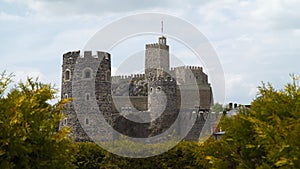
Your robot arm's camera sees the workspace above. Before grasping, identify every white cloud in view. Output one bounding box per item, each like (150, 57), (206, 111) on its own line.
(249, 0), (300, 30)
(225, 73), (259, 104)
(1, 64), (48, 84)
(0, 11), (22, 21)
(1, 0), (299, 104)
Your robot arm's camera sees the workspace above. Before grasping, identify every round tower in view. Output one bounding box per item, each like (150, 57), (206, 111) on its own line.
(60, 50), (112, 142)
(60, 50), (90, 141)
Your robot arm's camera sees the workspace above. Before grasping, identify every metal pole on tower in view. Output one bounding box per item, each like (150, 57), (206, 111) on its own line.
(161, 19), (163, 36)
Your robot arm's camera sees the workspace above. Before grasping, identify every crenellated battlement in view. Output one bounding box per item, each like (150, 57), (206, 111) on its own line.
(146, 43), (169, 50)
(63, 50), (80, 59)
(111, 74), (146, 83)
(80, 51), (110, 60)
(63, 50), (111, 61)
(171, 65), (203, 71)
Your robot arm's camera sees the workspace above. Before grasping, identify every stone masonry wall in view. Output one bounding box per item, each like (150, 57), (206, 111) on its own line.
(61, 36), (214, 142)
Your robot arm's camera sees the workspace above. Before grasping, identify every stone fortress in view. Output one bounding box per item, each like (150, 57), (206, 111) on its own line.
(60, 35), (216, 142)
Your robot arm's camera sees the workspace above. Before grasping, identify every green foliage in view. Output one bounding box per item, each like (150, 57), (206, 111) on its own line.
(202, 75), (300, 168)
(158, 141), (200, 168)
(72, 141), (202, 169)
(74, 142), (109, 169)
(193, 138), (237, 169)
(248, 75), (300, 168)
(2, 71), (299, 168)
(211, 102), (224, 113)
(100, 136), (179, 158)
(0, 72), (76, 169)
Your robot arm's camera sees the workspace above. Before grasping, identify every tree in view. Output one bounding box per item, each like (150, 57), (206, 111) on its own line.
(201, 75), (300, 168)
(0, 72), (76, 169)
(73, 142), (109, 169)
(247, 76), (300, 168)
(211, 102), (224, 113)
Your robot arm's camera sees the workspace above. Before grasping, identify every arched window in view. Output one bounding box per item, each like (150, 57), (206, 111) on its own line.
(150, 87), (153, 93)
(156, 86), (161, 93)
(63, 118), (68, 126)
(83, 68), (92, 79)
(85, 93), (90, 100)
(85, 70), (91, 78)
(85, 118), (89, 125)
(65, 69), (71, 81)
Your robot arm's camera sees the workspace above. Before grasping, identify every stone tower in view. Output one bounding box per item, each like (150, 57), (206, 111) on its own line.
(145, 36), (169, 79)
(145, 36), (178, 135)
(148, 76), (178, 134)
(60, 50), (112, 142)
(145, 36), (172, 112)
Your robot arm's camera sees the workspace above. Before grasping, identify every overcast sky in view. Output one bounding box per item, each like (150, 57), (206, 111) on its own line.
(1, 0), (299, 104)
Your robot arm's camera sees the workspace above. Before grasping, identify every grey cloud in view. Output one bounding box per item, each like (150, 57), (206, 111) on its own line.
(249, 0), (300, 30)
(22, 0), (214, 16)
(2, 0), (299, 104)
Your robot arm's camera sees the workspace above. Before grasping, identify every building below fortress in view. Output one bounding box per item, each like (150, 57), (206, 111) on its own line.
(60, 36), (215, 142)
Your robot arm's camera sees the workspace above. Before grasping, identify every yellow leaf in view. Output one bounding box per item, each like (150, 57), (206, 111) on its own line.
(205, 156), (213, 160)
(275, 157), (288, 167)
(0, 150), (5, 156)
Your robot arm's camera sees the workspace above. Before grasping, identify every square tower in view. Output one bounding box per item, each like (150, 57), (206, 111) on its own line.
(145, 36), (170, 78)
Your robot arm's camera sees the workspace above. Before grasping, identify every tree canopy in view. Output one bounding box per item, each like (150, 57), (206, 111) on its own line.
(201, 75), (300, 168)
(0, 72), (76, 169)
(1, 71), (299, 169)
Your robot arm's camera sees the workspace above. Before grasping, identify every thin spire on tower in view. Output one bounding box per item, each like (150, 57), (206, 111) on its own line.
(161, 19), (164, 36)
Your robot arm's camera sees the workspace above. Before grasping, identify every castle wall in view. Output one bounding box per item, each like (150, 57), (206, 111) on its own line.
(112, 96), (148, 113)
(176, 85), (212, 110)
(171, 66), (208, 85)
(61, 36), (214, 142)
(199, 88), (213, 109)
(171, 66), (212, 110)
(147, 76), (178, 135)
(111, 74), (147, 96)
(111, 74), (145, 84)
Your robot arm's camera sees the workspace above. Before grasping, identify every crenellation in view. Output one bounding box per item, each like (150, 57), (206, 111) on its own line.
(65, 51), (110, 61)
(145, 43), (169, 50)
(172, 65), (204, 71)
(61, 35), (213, 142)
(116, 73), (145, 80)
(84, 51), (92, 58)
(63, 50), (80, 57)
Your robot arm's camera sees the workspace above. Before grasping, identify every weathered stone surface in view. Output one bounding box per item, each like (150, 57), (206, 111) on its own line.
(60, 36), (214, 142)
